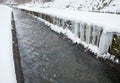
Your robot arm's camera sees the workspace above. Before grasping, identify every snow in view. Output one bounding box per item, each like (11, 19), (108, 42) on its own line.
(102, 0), (120, 13)
(16, 0), (120, 63)
(16, 4), (120, 63)
(18, 6), (120, 33)
(29, 0), (120, 12)
(0, 5), (17, 83)
(30, 12), (113, 62)
(99, 32), (113, 54)
(37, 15), (119, 63)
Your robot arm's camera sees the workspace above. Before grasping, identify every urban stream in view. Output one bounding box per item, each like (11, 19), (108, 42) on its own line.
(13, 9), (120, 83)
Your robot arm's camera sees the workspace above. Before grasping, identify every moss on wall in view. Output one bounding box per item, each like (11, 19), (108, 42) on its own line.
(109, 34), (120, 58)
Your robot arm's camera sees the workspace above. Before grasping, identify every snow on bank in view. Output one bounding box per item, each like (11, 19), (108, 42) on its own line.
(18, 5), (120, 33)
(32, 13), (119, 64)
(0, 5), (17, 83)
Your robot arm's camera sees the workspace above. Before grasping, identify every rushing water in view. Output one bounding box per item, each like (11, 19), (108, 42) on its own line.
(13, 9), (120, 83)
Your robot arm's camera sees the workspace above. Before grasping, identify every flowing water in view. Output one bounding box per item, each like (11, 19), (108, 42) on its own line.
(13, 9), (120, 83)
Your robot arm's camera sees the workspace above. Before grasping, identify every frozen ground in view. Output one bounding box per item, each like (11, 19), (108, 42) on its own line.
(0, 5), (17, 83)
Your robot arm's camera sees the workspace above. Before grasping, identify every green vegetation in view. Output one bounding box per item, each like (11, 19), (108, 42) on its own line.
(109, 34), (120, 58)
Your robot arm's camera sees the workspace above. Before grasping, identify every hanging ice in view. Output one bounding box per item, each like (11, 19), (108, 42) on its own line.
(74, 22), (80, 37)
(99, 32), (113, 54)
(85, 24), (91, 44)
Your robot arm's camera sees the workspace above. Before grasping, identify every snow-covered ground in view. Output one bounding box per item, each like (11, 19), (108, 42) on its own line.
(0, 5), (17, 83)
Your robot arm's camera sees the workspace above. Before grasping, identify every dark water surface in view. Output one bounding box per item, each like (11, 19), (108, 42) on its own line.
(13, 9), (120, 83)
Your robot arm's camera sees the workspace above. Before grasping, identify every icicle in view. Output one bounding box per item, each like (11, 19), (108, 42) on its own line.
(57, 18), (60, 26)
(56, 17), (58, 26)
(59, 19), (62, 27)
(83, 23), (86, 42)
(79, 23), (81, 38)
(71, 21), (75, 33)
(85, 24), (91, 44)
(91, 25), (98, 45)
(79, 22), (85, 41)
(90, 25), (103, 47)
(96, 27), (103, 47)
(54, 17), (57, 25)
(62, 19), (66, 29)
(99, 32), (113, 54)
(89, 25), (93, 44)
(53, 17), (56, 25)
(74, 22), (80, 37)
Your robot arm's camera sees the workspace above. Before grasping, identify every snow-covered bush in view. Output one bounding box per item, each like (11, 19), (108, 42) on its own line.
(29, 0), (120, 13)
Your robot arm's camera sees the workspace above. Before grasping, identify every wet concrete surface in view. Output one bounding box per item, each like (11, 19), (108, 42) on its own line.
(13, 9), (120, 83)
